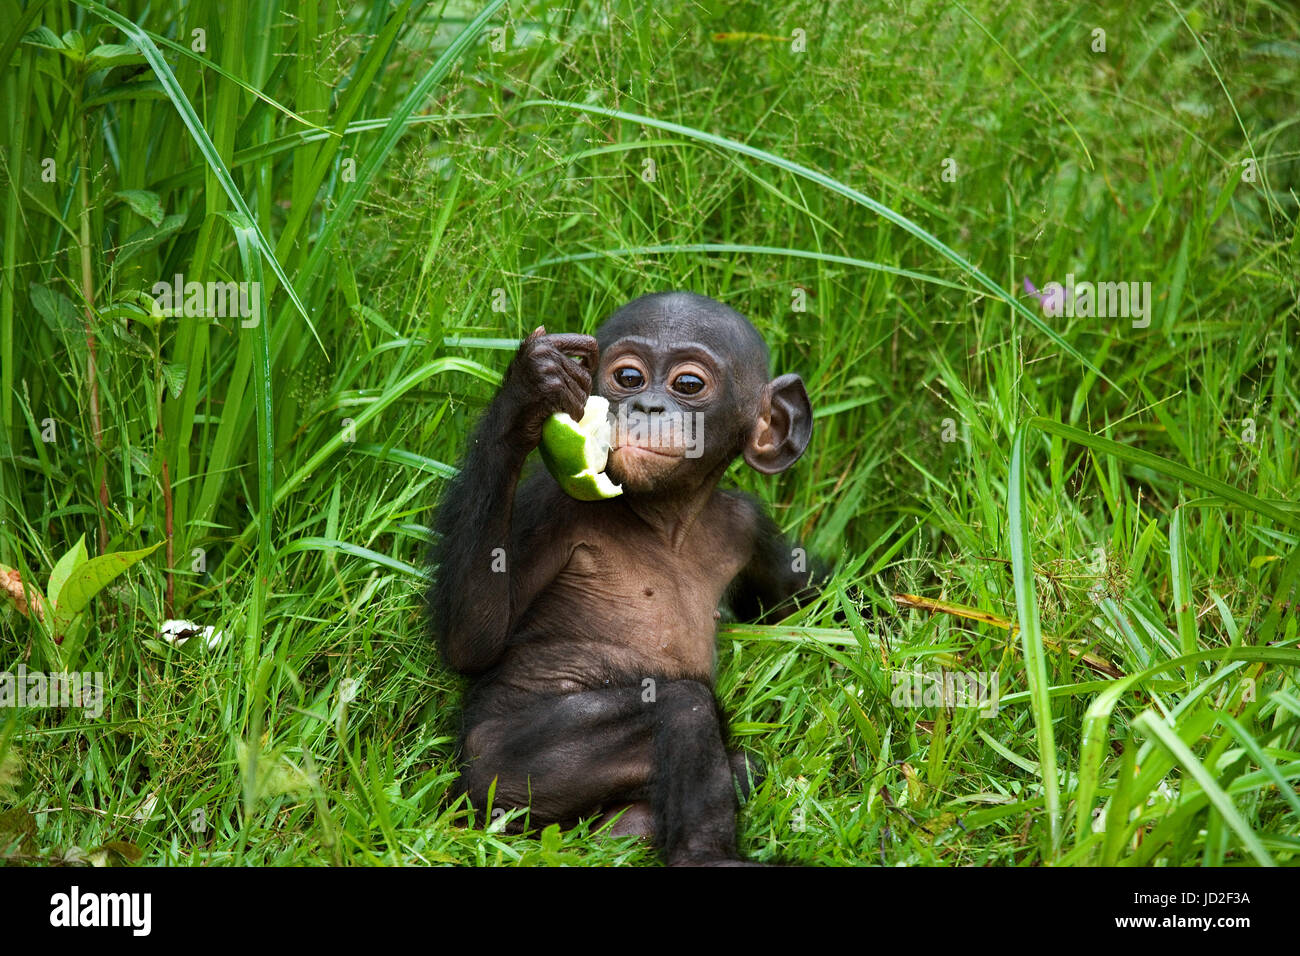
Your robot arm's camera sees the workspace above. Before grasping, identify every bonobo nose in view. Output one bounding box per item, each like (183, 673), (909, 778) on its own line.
(630, 393), (667, 414)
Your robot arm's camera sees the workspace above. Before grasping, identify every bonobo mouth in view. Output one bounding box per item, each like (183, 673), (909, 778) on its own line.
(610, 444), (684, 460)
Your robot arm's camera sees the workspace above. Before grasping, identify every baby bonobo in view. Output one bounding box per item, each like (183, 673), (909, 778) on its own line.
(429, 291), (822, 865)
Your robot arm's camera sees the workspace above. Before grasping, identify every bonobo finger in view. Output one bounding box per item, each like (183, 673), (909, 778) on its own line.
(561, 375), (588, 420)
(558, 354), (593, 417)
(544, 333), (599, 373)
(520, 326), (547, 351)
(559, 353), (593, 393)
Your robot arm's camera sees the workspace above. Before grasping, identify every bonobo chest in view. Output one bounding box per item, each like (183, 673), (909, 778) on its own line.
(517, 494), (754, 684)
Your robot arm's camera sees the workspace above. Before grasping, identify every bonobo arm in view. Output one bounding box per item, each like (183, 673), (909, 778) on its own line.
(726, 495), (828, 624)
(429, 329), (597, 674)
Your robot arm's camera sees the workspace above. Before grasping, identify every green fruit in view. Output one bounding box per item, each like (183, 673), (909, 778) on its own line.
(551, 468), (624, 501)
(540, 395), (624, 501)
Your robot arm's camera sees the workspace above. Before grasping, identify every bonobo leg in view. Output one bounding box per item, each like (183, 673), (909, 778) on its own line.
(598, 751), (760, 840)
(651, 680), (743, 864)
(458, 685), (651, 824)
(457, 679), (743, 864)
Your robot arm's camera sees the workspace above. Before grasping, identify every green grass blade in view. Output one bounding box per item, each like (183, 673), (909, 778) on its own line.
(1170, 505), (1199, 683)
(1009, 423), (1061, 850)
(277, 536), (420, 579)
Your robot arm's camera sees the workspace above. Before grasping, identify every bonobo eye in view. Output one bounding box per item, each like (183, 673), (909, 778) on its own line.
(672, 373), (705, 396)
(613, 366), (645, 389)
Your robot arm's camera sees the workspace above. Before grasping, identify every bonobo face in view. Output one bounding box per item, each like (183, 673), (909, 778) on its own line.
(594, 292), (775, 496)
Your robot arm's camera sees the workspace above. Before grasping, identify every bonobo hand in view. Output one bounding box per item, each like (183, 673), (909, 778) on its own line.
(502, 327), (599, 450)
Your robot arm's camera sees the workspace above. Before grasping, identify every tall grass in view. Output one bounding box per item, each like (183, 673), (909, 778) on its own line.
(0, 0), (1297, 865)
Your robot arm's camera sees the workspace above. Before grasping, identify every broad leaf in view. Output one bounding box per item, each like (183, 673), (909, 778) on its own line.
(47, 534), (89, 609)
(113, 189), (164, 227)
(53, 541), (164, 636)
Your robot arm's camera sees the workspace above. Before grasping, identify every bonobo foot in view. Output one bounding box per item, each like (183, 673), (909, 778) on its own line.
(595, 801), (655, 840)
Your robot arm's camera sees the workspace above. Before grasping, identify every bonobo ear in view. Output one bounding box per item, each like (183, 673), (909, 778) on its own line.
(743, 373), (813, 474)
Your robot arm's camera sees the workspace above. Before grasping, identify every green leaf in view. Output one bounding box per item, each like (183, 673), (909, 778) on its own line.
(114, 189), (164, 227)
(161, 363), (187, 399)
(52, 541), (164, 636)
(97, 299), (152, 325)
(219, 211), (275, 674)
(21, 27), (67, 54)
(47, 534), (89, 609)
(139, 28), (336, 137)
(0, 2), (48, 75)
(87, 42), (146, 69)
(29, 282), (81, 333)
(540, 823), (563, 853)
(83, 78), (167, 109)
(114, 212), (185, 268)
(526, 243), (968, 291)
(1216, 713), (1300, 821)
(61, 30), (85, 59)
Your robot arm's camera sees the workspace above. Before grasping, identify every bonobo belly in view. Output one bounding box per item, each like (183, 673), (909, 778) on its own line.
(494, 577), (724, 695)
